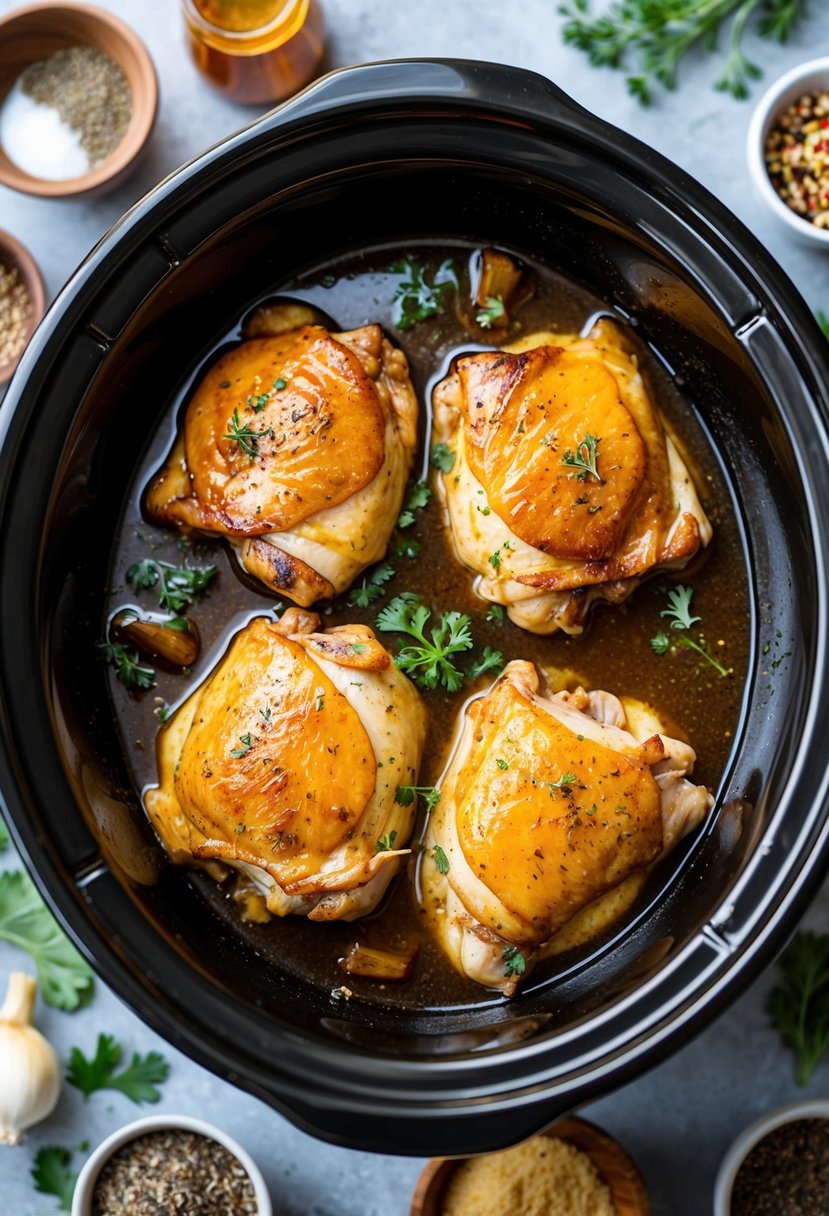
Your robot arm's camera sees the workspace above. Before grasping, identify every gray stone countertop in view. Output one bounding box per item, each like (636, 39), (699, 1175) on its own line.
(2, 1), (829, 1212)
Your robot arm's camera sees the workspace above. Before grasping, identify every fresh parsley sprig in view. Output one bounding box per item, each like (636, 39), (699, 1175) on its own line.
(559, 0), (805, 105)
(467, 646), (504, 682)
(397, 480), (431, 529)
(502, 944), (526, 978)
(651, 584), (730, 677)
(349, 563), (396, 608)
(476, 295), (506, 329)
(394, 785), (441, 812)
(769, 931), (829, 1086)
(126, 558), (217, 614)
(390, 257), (458, 330)
(67, 1034), (170, 1103)
(430, 442), (456, 473)
(0, 870), (94, 1010)
(376, 596), (473, 692)
(99, 642), (156, 691)
(32, 1146), (77, 1213)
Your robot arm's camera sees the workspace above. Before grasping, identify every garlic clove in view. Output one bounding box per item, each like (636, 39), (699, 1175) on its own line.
(0, 972), (61, 1145)
(111, 609), (201, 670)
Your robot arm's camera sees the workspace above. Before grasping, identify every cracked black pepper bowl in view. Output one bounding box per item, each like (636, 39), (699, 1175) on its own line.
(1, 60), (828, 1157)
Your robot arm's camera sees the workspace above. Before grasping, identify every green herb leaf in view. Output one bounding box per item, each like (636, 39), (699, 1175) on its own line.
(467, 646), (504, 682)
(546, 772), (577, 797)
(99, 642), (156, 691)
(390, 257), (458, 330)
(127, 559), (217, 614)
(558, 0), (804, 104)
(376, 831), (398, 852)
(32, 1146), (77, 1212)
(67, 1034), (170, 1104)
(502, 944), (526, 978)
(476, 295), (506, 329)
(230, 732), (256, 758)
(0, 814), (8, 852)
(430, 442), (457, 473)
(0, 870), (93, 1010)
(394, 536), (422, 560)
(433, 844), (450, 874)
(769, 931), (829, 1085)
(397, 480), (432, 529)
(488, 549), (501, 570)
(486, 604), (506, 626)
(394, 785), (441, 812)
(349, 562), (396, 608)
(561, 433), (604, 483)
(656, 585), (731, 676)
(650, 630), (671, 655)
(376, 596), (474, 692)
(125, 558), (158, 590)
(495, 758), (509, 770)
(224, 408), (274, 459)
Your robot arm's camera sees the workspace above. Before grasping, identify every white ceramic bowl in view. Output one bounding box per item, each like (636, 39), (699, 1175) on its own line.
(747, 56), (829, 248)
(713, 1098), (829, 1214)
(71, 1113), (273, 1216)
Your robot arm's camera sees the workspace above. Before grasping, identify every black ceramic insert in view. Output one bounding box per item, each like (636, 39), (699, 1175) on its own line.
(0, 60), (828, 1155)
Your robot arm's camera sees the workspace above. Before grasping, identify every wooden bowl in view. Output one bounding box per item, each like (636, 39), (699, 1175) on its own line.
(410, 1116), (650, 1216)
(0, 227), (45, 384)
(0, 2), (158, 197)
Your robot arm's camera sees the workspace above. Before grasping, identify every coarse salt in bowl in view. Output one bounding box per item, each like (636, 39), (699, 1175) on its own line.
(70, 1113), (273, 1216)
(747, 56), (829, 249)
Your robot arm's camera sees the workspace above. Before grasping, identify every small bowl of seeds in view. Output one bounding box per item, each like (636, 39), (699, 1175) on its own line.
(0, 227), (45, 385)
(71, 1113), (272, 1216)
(714, 1099), (829, 1215)
(0, 3), (158, 198)
(747, 57), (829, 248)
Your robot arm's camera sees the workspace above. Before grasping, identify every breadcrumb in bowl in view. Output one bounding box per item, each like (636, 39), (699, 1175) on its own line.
(409, 1118), (650, 1216)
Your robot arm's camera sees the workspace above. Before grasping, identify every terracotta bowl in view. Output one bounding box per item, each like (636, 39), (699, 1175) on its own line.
(0, 227), (45, 384)
(0, 2), (158, 197)
(410, 1116), (650, 1216)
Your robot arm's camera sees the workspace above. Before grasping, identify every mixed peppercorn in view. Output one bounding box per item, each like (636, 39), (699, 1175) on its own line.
(764, 91), (829, 228)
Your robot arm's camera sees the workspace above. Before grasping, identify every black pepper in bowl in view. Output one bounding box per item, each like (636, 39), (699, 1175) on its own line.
(731, 1118), (829, 1215)
(92, 1129), (258, 1215)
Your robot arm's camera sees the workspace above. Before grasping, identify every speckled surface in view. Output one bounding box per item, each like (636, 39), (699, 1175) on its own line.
(1, 1), (829, 1213)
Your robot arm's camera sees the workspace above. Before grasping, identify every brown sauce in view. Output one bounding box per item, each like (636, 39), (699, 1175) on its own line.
(106, 243), (750, 1010)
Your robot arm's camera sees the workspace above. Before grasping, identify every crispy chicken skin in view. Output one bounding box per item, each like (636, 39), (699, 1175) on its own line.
(145, 305), (418, 605)
(145, 608), (426, 921)
(422, 660), (713, 994)
(432, 318), (712, 634)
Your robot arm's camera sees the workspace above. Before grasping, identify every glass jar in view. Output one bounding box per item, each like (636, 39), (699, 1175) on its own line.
(182, 0), (325, 106)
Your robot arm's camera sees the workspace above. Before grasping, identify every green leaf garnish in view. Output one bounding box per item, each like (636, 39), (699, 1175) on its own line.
(432, 844), (450, 874)
(561, 433), (603, 483)
(32, 1146), (77, 1212)
(67, 1034), (169, 1104)
(390, 257), (457, 330)
(475, 295), (506, 329)
(769, 931), (829, 1086)
(430, 442), (457, 472)
(375, 596), (473, 692)
(0, 870), (93, 1010)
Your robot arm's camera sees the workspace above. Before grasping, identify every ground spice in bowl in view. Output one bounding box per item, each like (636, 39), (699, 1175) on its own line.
(441, 1135), (614, 1216)
(91, 1128), (258, 1215)
(0, 260), (31, 370)
(0, 46), (131, 181)
(764, 90), (829, 228)
(731, 1118), (829, 1215)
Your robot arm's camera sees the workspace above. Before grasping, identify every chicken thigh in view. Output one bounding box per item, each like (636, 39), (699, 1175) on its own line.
(145, 608), (426, 921)
(432, 318), (712, 634)
(422, 660), (713, 994)
(146, 305), (418, 605)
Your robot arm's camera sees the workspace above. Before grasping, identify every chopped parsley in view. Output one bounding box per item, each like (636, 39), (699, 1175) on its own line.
(126, 558), (217, 614)
(349, 562), (396, 607)
(502, 944), (526, 978)
(486, 604), (506, 626)
(430, 441), (457, 473)
(432, 843), (450, 874)
(376, 830), (398, 852)
(99, 642), (155, 691)
(496, 758), (509, 770)
(467, 646), (504, 682)
(561, 433), (604, 483)
(394, 785), (441, 812)
(546, 772), (577, 797)
(651, 584), (730, 677)
(476, 295), (506, 329)
(67, 1034), (169, 1104)
(488, 549), (502, 570)
(397, 480), (431, 528)
(390, 257), (457, 330)
(315, 692), (325, 712)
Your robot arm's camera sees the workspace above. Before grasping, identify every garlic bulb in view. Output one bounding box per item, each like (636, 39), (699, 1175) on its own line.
(0, 972), (61, 1145)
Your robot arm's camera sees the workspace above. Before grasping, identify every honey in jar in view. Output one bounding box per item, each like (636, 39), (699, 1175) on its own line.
(183, 0), (325, 105)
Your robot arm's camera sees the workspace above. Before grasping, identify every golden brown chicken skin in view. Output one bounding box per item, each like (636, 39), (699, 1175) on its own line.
(146, 305), (418, 605)
(432, 318), (712, 634)
(422, 660), (713, 994)
(145, 608), (426, 922)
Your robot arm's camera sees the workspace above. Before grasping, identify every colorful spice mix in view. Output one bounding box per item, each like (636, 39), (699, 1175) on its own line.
(764, 91), (829, 228)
